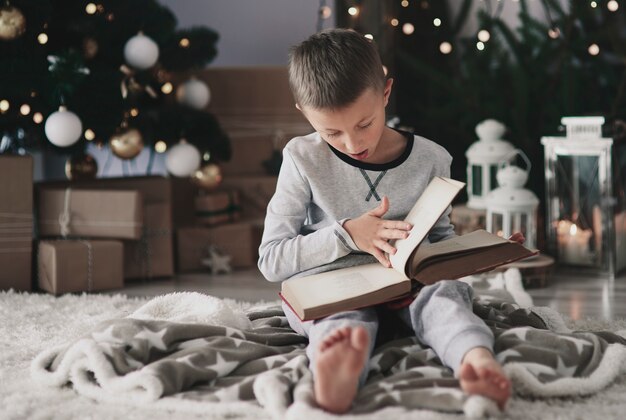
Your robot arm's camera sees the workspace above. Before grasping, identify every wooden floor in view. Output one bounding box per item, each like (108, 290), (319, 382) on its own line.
(107, 267), (626, 321)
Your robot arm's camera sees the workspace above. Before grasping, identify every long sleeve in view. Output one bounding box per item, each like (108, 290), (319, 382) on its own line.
(258, 148), (357, 282)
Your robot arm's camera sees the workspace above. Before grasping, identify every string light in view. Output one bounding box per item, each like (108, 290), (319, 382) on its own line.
(155, 140), (167, 153)
(179, 38), (190, 48)
(382, 65), (388, 76)
(608, 0), (619, 11)
(37, 33), (48, 44)
(364, 34), (374, 40)
(84, 129), (96, 140)
(320, 6), (332, 19)
(348, 6), (359, 16)
(401, 0), (409, 7)
(130, 108), (139, 117)
(477, 30), (490, 42)
(433, 18), (441, 27)
(548, 28), (560, 39)
(0, 100), (9, 113)
(439, 42), (453, 54)
(402, 23), (415, 35)
(33, 112), (43, 124)
(203, 151), (211, 161)
(590, 1), (598, 8)
(19, 104), (30, 115)
(161, 82), (173, 94)
(476, 41), (485, 51)
(390, 18), (399, 27)
(588, 43), (600, 55)
(85, 3), (97, 14)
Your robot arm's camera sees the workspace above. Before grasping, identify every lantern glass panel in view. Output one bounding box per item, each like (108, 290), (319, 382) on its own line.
(489, 165), (498, 191)
(472, 165), (482, 196)
(552, 154), (600, 267)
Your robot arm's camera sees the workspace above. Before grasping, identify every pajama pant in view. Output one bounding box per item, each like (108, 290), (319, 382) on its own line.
(282, 280), (494, 387)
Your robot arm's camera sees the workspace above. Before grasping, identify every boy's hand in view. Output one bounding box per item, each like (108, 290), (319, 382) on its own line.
(509, 232), (525, 244)
(343, 196), (413, 268)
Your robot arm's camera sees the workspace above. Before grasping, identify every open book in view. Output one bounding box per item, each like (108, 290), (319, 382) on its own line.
(280, 176), (537, 321)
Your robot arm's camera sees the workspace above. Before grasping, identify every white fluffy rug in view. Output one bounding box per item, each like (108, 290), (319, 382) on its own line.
(3, 289), (626, 420)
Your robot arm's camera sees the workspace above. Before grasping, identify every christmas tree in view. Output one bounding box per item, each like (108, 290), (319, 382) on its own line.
(0, 0), (230, 176)
(337, 0), (626, 195)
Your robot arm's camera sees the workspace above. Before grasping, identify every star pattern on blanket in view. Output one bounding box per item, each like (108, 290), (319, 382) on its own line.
(560, 335), (592, 355)
(224, 327), (246, 340)
(500, 327), (529, 341)
(496, 348), (523, 363)
(204, 353), (239, 376)
(91, 325), (124, 344)
(513, 362), (557, 377)
(134, 327), (168, 351)
(556, 356), (578, 377)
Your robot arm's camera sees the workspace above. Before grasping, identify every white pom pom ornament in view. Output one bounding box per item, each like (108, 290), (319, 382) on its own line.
(124, 32), (159, 70)
(165, 140), (201, 177)
(44, 106), (83, 147)
(177, 78), (211, 109)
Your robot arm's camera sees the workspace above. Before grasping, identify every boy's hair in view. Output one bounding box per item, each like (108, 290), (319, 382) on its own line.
(288, 28), (385, 110)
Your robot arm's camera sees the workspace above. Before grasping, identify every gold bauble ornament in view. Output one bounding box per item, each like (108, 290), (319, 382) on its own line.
(65, 153), (98, 180)
(109, 126), (144, 160)
(0, 6), (26, 41)
(192, 163), (222, 190)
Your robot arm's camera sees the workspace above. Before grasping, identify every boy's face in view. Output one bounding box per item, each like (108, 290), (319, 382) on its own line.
(298, 79), (393, 163)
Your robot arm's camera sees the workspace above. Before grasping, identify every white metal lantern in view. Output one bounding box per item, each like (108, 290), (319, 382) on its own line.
(485, 149), (539, 249)
(466, 119), (515, 209)
(541, 116), (626, 278)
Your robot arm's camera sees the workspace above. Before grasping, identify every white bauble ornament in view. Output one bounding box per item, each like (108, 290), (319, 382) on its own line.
(177, 78), (211, 109)
(165, 140), (201, 177)
(123, 33), (159, 70)
(44, 106), (83, 147)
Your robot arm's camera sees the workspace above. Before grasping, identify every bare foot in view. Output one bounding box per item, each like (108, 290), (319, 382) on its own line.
(459, 347), (511, 410)
(314, 326), (370, 413)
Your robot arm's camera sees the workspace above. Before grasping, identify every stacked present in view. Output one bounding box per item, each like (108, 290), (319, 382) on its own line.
(174, 182), (265, 273)
(35, 176), (175, 294)
(0, 155), (34, 292)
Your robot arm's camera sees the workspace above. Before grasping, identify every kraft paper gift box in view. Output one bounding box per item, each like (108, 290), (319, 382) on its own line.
(38, 240), (123, 295)
(124, 202), (174, 279)
(195, 190), (241, 226)
(37, 188), (143, 239)
(176, 221), (263, 272)
(0, 155), (34, 291)
(219, 176), (277, 220)
(37, 177), (174, 279)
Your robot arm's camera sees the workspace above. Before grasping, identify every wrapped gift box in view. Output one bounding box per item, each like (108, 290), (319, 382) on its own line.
(219, 176), (277, 220)
(176, 221), (263, 272)
(195, 190), (241, 226)
(0, 155), (34, 291)
(124, 202), (174, 279)
(37, 177), (174, 279)
(38, 239), (123, 295)
(37, 188), (143, 239)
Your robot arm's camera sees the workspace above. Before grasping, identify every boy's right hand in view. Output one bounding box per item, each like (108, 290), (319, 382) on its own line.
(342, 196), (412, 268)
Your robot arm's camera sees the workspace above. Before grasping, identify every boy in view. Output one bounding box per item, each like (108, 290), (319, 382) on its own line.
(258, 28), (517, 414)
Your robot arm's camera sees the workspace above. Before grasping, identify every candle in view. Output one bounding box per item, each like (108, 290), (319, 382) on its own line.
(556, 220), (594, 265)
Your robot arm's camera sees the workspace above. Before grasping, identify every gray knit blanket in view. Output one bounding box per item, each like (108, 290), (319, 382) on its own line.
(31, 273), (626, 418)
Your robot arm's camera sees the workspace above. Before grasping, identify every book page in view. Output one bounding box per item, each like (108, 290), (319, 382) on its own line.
(281, 263), (409, 310)
(410, 230), (510, 268)
(389, 176), (465, 275)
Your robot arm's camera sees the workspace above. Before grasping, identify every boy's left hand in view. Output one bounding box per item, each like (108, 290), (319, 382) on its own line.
(509, 232), (525, 244)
